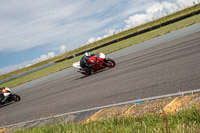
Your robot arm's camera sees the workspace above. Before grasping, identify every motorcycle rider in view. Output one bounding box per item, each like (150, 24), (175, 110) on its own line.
(0, 87), (5, 103)
(80, 52), (111, 75)
(80, 52), (98, 75)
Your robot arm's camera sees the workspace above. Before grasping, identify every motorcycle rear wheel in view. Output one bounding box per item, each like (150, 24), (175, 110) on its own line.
(81, 69), (91, 76)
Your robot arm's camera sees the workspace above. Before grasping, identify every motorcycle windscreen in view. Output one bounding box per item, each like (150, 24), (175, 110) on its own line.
(99, 52), (105, 59)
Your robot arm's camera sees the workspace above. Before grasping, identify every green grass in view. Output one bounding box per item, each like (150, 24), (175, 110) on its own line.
(1, 4), (200, 87)
(1, 12), (200, 88)
(14, 105), (200, 133)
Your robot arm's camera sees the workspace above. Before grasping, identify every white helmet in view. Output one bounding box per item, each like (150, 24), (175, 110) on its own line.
(84, 52), (91, 60)
(85, 52), (90, 57)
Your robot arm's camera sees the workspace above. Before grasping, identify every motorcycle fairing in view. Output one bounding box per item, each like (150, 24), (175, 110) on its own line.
(72, 62), (81, 69)
(88, 56), (105, 71)
(1, 89), (7, 94)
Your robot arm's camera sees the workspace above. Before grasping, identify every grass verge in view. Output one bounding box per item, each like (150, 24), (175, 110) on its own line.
(14, 105), (200, 133)
(1, 12), (200, 88)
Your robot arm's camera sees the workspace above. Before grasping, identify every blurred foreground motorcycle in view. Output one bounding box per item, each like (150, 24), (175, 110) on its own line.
(0, 87), (20, 105)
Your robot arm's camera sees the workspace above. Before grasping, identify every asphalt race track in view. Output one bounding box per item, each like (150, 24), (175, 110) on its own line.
(1, 29), (200, 127)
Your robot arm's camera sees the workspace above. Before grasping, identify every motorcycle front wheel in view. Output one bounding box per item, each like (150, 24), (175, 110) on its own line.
(11, 94), (21, 102)
(105, 58), (116, 68)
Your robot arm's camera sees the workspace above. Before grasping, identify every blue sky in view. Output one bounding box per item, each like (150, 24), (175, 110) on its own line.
(0, 0), (198, 74)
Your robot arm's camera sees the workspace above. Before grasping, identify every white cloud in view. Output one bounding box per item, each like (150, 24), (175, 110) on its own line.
(25, 64), (32, 68)
(124, 1), (179, 29)
(175, 0), (198, 8)
(0, 0), (129, 53)
(0, 51), (56, 74)
(48, 52), (56, 58)
(40, 55), (48, 61)
(38, 52), (56, 61)
(125, 14), (148, 29)
(30, 51), (56, 65)
(0, 60), (33, 75)
(124, 0), (199, 29)
(87, 28), (122, 44)
(60, 45), (67, 54)
(87, 37), (96, 44)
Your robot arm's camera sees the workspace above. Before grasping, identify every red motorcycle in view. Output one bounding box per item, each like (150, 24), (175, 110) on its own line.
(73, 52), (115, 75)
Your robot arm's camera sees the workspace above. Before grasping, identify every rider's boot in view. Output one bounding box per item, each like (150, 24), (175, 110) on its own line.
(85, 67), (92, 75)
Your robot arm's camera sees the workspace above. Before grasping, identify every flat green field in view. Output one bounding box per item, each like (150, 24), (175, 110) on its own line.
(1, 4), (200, 88)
